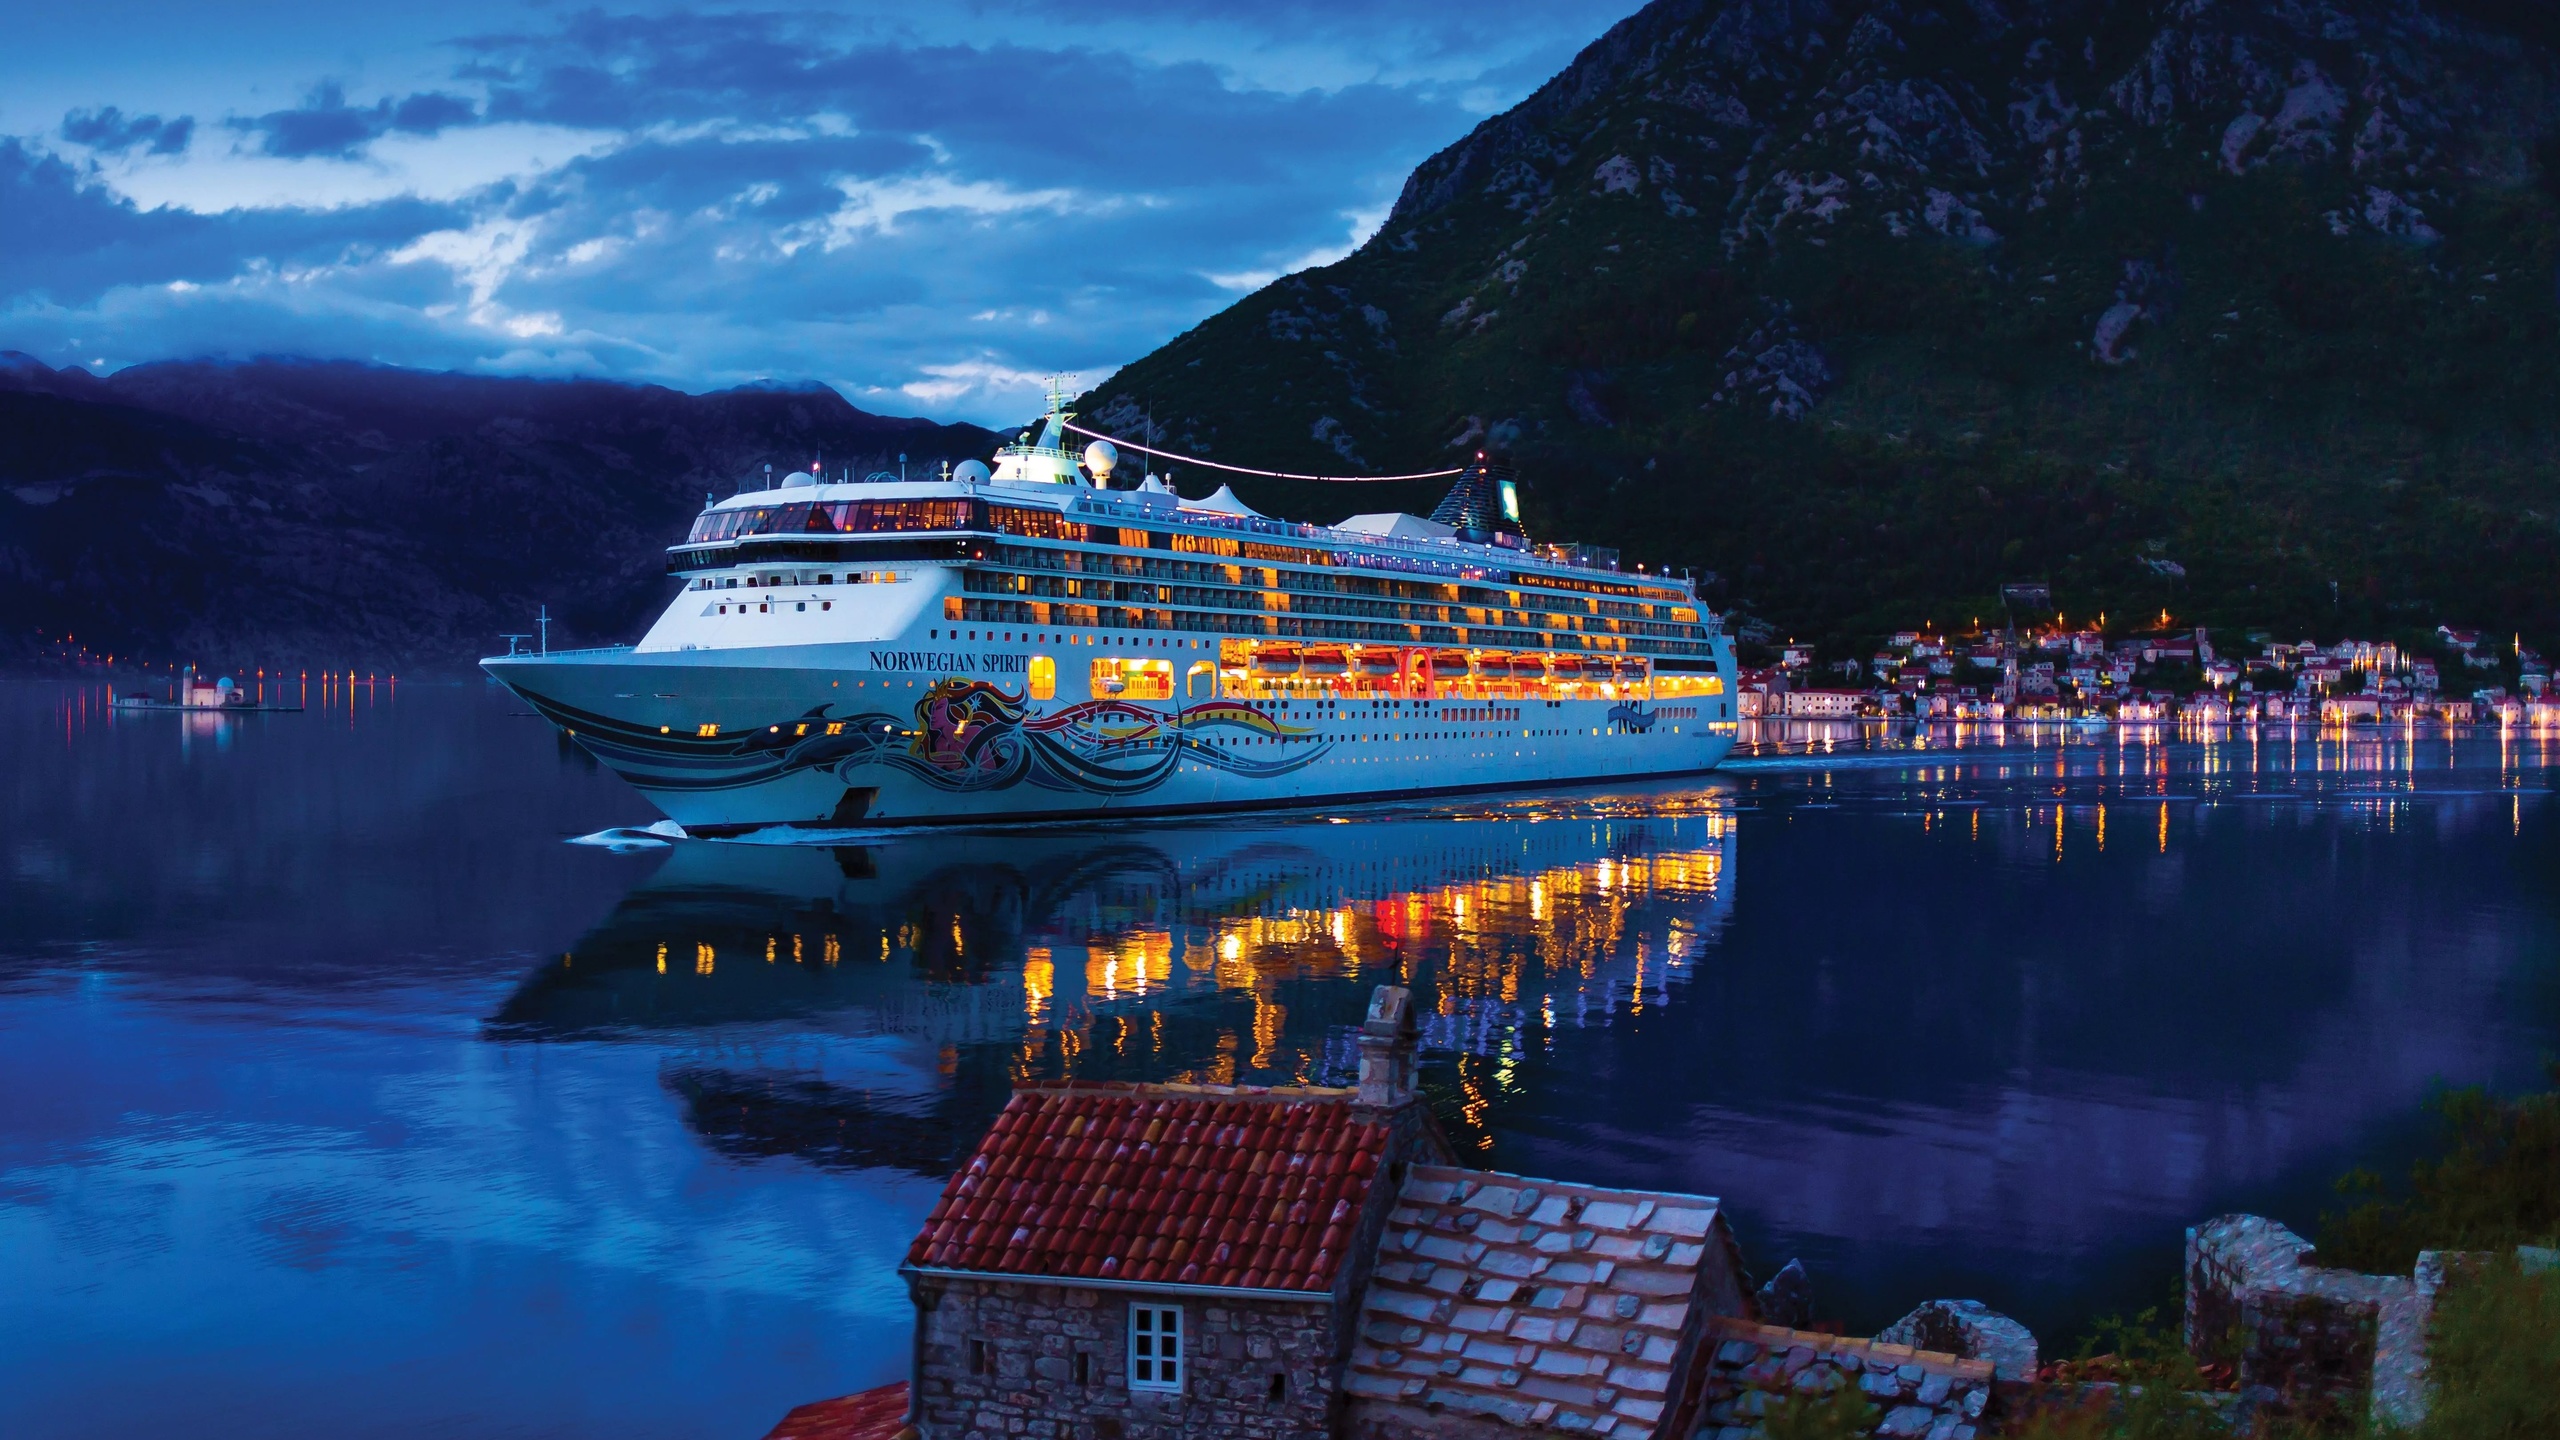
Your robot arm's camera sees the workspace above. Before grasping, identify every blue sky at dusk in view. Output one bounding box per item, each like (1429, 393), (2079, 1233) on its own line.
(0, 1), (1635, 424)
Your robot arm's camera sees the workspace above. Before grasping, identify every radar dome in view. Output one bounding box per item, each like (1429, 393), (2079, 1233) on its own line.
(952, 459), (992, 485)
(1081, 440), (1118, 482)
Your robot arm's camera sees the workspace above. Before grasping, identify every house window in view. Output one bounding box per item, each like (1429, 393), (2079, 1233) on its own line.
(968, 1338), (988, 1375)
(1129, 1304), (1182, 1391)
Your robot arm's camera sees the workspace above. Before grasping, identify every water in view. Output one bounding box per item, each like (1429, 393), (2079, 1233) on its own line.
(4, 679), (2556, 1438)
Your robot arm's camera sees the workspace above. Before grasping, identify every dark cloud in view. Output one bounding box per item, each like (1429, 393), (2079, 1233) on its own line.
(234, 81), (481, 159)
(466, 15), (1447, 192)
(0, 139), (463, 307)
(61, 106), (194, 156)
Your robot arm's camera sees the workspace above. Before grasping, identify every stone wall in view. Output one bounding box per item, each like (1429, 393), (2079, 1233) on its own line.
(1686, 1318), (1993, 1440)
(2184, 1215), (2557, 1430)
(911, 1277), (1339, 1440)
(1872, 1301), (2036, 1387)
(2182, 1214), (2416, 1417)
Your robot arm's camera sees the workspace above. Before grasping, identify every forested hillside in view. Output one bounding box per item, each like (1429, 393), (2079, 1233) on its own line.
(0, 355), (995, 669)
(1081, 0), (2560, 648)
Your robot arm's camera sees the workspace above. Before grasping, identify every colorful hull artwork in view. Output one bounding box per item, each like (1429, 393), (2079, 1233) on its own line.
(497, 651), (1734, 831)
(519, 678), (1330, 801)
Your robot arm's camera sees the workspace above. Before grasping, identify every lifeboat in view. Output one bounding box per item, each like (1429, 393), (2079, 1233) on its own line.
(1356, 649), (1401, 677)
(1615, 658), (1651, 681)
(1251, 646), (1302, 677)
(1300, 646), (1350, 676)
(1549, 655), (1585, 677)
(1429, 649), (1470, 674)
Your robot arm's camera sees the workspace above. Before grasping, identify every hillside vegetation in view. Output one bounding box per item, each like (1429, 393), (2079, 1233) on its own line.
(0, 355), (994, 669)
(1080, 0), (2560, 651)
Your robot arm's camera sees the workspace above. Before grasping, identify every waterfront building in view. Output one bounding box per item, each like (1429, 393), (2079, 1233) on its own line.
(1780, 689), (1864, 720)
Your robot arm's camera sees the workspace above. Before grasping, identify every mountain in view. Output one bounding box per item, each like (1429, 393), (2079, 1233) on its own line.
(0, 355), (997, 671)
(1081, 0), (2560, 651)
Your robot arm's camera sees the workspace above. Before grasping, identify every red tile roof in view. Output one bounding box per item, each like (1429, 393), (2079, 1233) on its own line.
(762, 1382), (909, 1440)
(906, 1083), (1391, 1293)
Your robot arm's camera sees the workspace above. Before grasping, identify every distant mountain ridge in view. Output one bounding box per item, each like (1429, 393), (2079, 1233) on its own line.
(0, 355), (997, 670)
(1081, 0), (2560, 649)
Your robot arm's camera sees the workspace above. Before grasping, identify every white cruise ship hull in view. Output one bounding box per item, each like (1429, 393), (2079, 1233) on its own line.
(485, 642), (1735, 832)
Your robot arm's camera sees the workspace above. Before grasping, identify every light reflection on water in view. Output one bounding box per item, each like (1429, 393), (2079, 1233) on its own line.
(2, 680), (2556, 1439)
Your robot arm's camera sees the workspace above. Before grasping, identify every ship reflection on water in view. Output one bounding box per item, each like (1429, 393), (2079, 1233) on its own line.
(494, 798), (1739, 1178)
(489, 726), (2560, 1341)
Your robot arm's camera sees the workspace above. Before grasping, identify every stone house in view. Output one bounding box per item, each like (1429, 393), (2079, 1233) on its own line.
(901, 986), (1450, 1440)
(896, 985), (1775, 1440)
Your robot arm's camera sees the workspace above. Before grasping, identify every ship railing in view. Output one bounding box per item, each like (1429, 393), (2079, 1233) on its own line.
(671, 485), (1702, 600)
(493, 644), (635, 659)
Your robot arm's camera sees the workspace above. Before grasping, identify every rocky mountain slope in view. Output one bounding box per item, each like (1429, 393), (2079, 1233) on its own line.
(0, 356), (995, 670)
(1083, 0), (2560, 647)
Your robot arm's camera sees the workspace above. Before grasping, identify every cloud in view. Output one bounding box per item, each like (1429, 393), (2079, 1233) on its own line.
(892, 356), (1098, 417)
(0, 4), (1607, 423)
(61, 107), (194, 156)
(0, 139), (464, 309)
(234, 82), (481, 160)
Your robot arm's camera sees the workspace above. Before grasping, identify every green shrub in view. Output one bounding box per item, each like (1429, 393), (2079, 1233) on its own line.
(2414, 1262), (2560, 1440)
(2318, 1068), (2560, 1275)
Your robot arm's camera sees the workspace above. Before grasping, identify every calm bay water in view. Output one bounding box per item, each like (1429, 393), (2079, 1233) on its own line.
(3, 676), (2556, 1438)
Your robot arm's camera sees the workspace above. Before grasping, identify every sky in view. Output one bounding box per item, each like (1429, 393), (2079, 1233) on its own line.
(0, 0), (1638, 424)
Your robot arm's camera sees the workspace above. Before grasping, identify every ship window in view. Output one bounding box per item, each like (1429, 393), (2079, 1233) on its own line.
(1030, 657), (1056, 701)
(822, 499), (982, 534)
(1091, 658), (1172, 700)
(818, 574), (834, 584)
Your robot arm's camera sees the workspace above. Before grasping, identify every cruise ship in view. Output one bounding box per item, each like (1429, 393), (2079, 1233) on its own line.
(482, 389), (1738, 831)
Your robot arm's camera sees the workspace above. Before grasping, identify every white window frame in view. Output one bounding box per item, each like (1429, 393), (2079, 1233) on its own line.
(1128, 1303), (1183, 1392)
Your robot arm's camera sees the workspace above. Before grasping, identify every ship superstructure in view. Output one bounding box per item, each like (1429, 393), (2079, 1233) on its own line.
(482, 386), (1738, 830)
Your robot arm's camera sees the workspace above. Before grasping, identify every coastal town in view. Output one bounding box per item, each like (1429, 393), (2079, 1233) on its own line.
(1736, 622), (2559, 729)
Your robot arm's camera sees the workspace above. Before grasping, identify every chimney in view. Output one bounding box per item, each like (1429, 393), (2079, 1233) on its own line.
(1355, 985), (1419, 1108)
